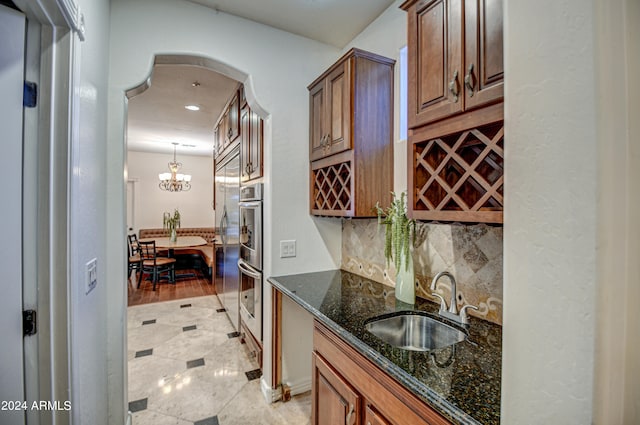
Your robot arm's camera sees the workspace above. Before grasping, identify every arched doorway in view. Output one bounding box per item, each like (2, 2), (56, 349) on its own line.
(122, 54), (286, 423)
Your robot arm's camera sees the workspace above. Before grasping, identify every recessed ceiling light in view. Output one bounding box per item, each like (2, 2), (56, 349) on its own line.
(185, 105), (200, 111)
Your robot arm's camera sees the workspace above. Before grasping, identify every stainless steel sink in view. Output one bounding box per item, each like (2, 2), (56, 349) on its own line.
(365, 312), (467, 351)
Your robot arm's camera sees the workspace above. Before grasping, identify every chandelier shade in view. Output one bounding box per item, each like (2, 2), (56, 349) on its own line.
(159, 143), (192, 192)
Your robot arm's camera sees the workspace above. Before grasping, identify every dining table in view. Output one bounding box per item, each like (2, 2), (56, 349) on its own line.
(139, 236), (207, 280)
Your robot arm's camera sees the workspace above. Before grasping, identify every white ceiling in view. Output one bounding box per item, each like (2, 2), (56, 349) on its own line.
(127, 64), (239, 157)
(187, 0), (396, 48)
(127, 1), (396, 157)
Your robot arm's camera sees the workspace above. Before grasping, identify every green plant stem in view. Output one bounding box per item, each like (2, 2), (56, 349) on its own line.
(375, 191), (415, 273)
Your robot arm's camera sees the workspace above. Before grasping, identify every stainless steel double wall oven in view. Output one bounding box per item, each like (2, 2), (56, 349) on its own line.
(238, 183), (262, 341)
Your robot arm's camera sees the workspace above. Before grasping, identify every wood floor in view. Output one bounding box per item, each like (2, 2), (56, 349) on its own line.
(127, 268), (216, 306)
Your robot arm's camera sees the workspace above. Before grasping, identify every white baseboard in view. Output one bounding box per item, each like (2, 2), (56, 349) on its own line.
(285, 377), (312, 396)
(260, 377), (282, 403)
(260, 376), (312, 403)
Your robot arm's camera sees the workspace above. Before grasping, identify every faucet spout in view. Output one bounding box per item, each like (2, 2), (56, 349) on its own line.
(430, 271), (458, 315)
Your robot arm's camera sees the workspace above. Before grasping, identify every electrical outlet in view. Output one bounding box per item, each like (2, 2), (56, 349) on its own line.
(280, 240), (296, 258)
(86, 258), (97, 294)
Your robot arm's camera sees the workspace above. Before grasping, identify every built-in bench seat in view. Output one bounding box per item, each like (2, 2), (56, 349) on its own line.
(138, 227), (215, 275)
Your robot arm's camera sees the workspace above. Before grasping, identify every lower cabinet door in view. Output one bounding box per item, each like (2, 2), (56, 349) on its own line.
(312, 352), (360, 425)
(365, 405), (391, 425)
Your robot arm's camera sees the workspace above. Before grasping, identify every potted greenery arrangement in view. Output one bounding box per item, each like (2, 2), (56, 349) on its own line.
(163, 209), (181, 242)
(375, 192), (416, 305)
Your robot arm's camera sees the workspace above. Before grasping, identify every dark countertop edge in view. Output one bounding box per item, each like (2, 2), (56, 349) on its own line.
(268, 275), (483, 425)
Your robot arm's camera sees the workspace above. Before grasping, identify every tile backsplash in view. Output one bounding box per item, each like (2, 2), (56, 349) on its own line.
(341, 219), (503, 325)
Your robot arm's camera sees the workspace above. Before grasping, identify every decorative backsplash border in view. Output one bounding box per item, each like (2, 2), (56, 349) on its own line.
(341, 219), (503, 325)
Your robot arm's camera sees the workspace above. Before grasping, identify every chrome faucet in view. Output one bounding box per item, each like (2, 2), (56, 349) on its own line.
(430, 271), (478, 325)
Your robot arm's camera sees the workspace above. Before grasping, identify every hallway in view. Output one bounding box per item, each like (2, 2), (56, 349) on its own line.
(127, 295), (311, 424)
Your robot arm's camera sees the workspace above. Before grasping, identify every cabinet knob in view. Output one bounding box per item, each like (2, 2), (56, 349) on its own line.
(464, 63), (475, 97)
(448, 69), (460, 103)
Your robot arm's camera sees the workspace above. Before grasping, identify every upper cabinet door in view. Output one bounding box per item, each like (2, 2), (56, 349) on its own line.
(214, 124), (222, 158)
(325, 61), (351, 158)
(248, 109), (263, 180)
(219, 109), (229, 150)
(240, 105), (263, 183)
(309, 80), (326, 160)
(226, 92), (240, 145)
(240, 105), (250, 182)
(463, 0), (503, 109)
(309, 61), (352, 161)
(408, 0), (463, 128)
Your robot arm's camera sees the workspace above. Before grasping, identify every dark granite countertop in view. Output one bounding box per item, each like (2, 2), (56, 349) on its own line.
(269, 269), (501, 425)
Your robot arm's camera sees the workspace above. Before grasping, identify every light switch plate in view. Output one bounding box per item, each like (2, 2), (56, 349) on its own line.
(86, 258), (97, 294)
(280, 240), (296, 258)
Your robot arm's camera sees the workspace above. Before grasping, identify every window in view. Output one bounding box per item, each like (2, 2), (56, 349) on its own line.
(399, 45), (408, 141)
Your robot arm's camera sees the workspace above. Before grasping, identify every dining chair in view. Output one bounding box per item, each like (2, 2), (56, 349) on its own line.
(138, 240), (177, 290)
(127, 234), (142, 279)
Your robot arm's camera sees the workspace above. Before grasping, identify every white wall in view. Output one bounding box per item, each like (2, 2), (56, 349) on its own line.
(280, 296), (314, 394)
(68, 0), (111, 423)
(502, 0), (597, 423)
(107, 0), (341, 408)
(0, 7), (26, 424)
(127, 150), (213, 235)
(594, 0), (640, 423)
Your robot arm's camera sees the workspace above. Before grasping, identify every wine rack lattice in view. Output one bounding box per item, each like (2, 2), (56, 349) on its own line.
(414, 122), (504, 213)
(312, 161), (352, 212)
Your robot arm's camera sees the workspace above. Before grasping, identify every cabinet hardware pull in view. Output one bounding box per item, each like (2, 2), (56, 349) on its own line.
(448, 69), (460, 103)
(346, 403), (355, 425)
(464, 63), (475, 97)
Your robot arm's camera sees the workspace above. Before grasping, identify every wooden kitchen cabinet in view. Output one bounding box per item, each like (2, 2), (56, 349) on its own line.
(214, 125), (222, 160)
(224, 91), (240, 149)
(313, 321), (452, 425)
(409, 108), (504, 223)
(308, 48), (395, 217)
(365, 405), (392, 425)
(240, 318), (263, 368)
(312, 352), (361, 425)
(403, 0), (503, 129)
(240, 104), (263, 183)
(309, 60), (351, 161)
(463, 0), (504, 110)
(214, 87), (241, 159)
(402, 0), (504, 224)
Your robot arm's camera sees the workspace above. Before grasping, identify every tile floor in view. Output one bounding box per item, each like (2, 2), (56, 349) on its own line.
(127, 295), (311, 425)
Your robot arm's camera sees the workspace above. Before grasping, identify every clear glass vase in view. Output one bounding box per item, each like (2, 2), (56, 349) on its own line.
(395, 250), (415, 305)
(170, 228), (177, 242)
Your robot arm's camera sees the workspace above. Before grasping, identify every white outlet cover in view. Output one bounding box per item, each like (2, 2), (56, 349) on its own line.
(86, 258), (97, 294)
(280, 240), (296, 258)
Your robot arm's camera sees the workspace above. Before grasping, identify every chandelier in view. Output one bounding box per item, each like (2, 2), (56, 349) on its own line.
(158, 143), (192, 192)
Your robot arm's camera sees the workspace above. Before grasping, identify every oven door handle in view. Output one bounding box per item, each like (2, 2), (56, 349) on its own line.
(237, 259), (262, 279)
(238, 201), (261, 208)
